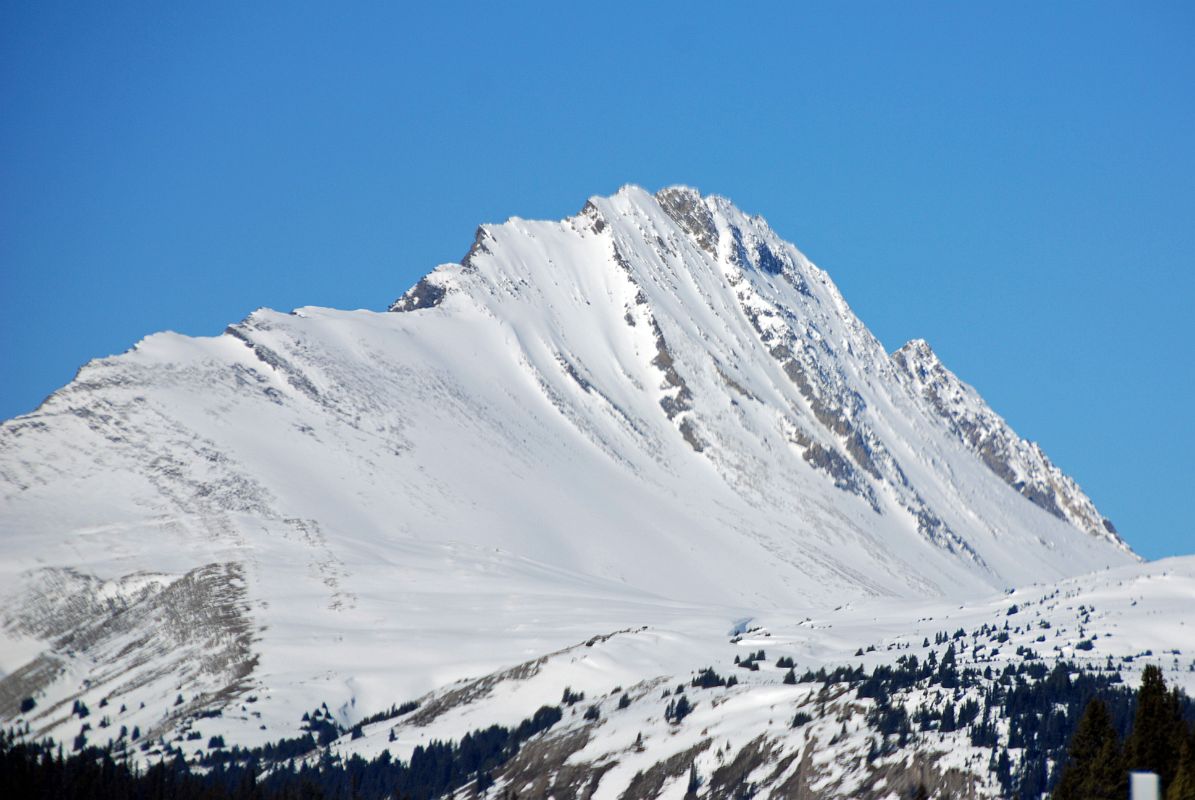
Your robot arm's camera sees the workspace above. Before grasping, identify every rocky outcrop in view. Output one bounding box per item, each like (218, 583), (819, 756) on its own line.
(1, 562), (256, 740)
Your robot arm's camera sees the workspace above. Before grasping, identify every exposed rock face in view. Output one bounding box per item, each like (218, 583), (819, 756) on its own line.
(892, 338), (1124, 548)
(0, 562), (255, 740)
(389, 275), (447, 312)
(657, 186), (720, 255)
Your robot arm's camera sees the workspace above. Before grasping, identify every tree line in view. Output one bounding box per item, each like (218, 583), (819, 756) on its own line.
(0, 705), (562, 800)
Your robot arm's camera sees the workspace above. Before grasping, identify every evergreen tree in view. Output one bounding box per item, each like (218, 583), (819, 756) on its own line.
(1168, 727), (1195, 800)
(1054, 697), (1126, 800)
(995, 748), (1012, 789)
(1127, 665), (1184, 788)
(685, 762), (700, 798)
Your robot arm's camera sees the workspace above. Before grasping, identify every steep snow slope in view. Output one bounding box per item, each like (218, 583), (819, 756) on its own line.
(0, 186), (1136, 758)
(892, 339), (1118, 541)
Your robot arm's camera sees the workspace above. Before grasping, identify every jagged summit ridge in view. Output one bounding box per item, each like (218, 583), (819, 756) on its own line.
(892, 337), (1122, 547)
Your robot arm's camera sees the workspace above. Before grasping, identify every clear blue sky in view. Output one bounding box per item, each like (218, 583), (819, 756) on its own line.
(2, 3), (1192, 559)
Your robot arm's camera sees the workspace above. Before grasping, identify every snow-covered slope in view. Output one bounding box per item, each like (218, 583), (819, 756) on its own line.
(0, 186), (1140, 767)
(325, 556), (1195, 800)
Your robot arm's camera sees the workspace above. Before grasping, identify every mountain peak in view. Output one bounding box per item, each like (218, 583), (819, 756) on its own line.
(896, 337), (937, 361)
(653, 183), (704, 203)
(387, 187), (1125, 567)
(4, 189), (1134, 610)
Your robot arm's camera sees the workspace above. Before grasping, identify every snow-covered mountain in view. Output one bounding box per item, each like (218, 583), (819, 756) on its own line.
(0, 186), (1150, 792)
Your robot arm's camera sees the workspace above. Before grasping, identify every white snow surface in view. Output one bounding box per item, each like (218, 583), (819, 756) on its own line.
(0, 186), (1170, 781)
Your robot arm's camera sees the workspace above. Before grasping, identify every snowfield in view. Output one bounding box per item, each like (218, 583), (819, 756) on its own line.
(0, 185), (1185, 797)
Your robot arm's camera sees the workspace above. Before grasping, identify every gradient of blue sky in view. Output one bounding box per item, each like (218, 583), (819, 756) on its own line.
(2, 2), (1192, 559)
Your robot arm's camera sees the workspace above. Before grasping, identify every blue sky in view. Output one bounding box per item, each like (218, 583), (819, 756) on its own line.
(2, 2), (1192, 559)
